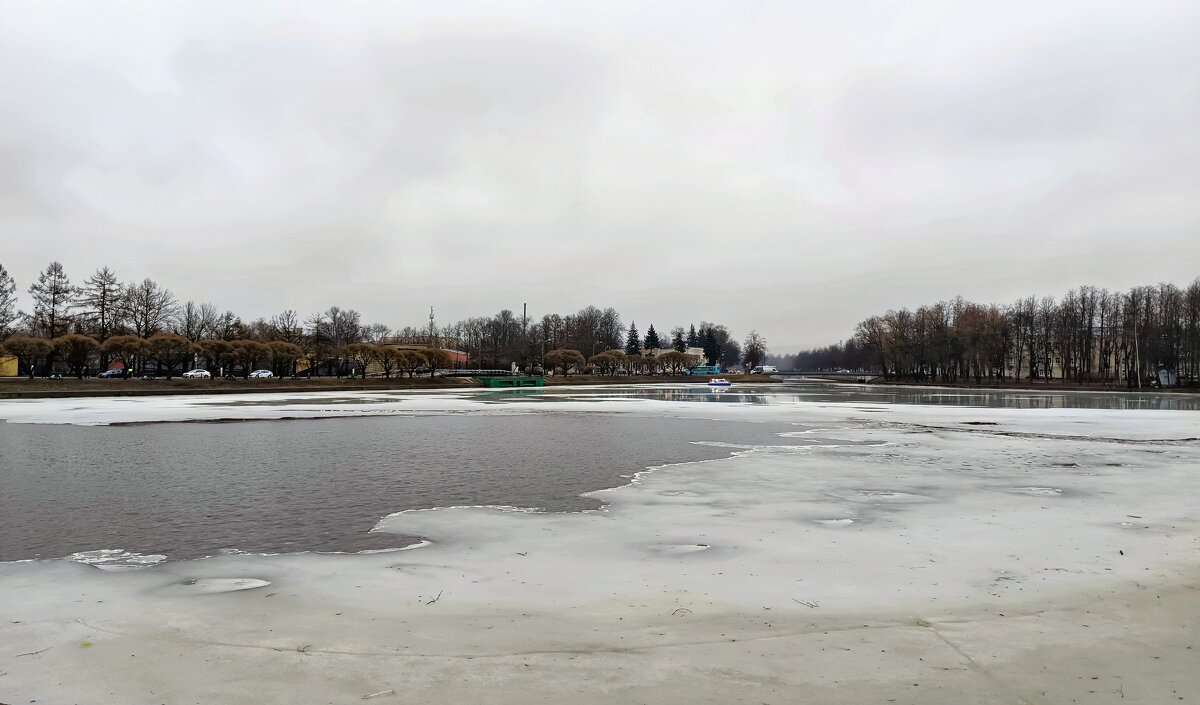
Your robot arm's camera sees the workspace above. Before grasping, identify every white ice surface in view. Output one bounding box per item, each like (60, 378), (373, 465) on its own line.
(1, 388), (1198, 703)
(1, 386), (1197, 441)
(1, 388), (1195, 607)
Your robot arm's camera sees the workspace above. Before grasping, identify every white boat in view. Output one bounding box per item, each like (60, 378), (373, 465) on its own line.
(706, 378), (732, 387)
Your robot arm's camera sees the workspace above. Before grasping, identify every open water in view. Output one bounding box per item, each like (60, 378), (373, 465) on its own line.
(1, 381), (1195, 563)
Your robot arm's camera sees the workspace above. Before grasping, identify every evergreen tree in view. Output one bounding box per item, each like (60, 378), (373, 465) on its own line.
(643, 324), (662, 351)
(701, 326), (720, 365)
(0, 262), (17, 338)
(624, 322), (641, 356)
(687, 324), (699, 347)
(671, 326), (686, 352)
(28, 261), (75, 338)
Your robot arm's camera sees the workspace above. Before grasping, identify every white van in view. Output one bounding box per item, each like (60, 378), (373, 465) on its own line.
(750, 365), (778, 374)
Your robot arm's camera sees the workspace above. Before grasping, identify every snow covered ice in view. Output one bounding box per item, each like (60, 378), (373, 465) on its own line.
(1, 387), (1197, 704)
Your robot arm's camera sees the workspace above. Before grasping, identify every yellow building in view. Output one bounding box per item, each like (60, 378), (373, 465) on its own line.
(0, 355), (18, 377)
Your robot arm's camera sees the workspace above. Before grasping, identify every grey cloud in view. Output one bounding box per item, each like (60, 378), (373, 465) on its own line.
(1, 1), (1197, 351)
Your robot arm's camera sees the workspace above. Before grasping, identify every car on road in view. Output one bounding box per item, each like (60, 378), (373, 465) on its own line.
(182, 369), (212, 379)
(248, 369), (274, 378)
(96, 369), (126, 378)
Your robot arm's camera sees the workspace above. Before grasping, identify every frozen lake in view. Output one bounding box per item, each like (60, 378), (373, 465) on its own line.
(0, 382), (1197, 566)
(1, 382), (1197, 704)
(0, 412), (796, 562)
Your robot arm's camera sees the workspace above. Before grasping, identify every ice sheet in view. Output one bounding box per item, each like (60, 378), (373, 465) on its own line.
(1, 390), (1198, 703)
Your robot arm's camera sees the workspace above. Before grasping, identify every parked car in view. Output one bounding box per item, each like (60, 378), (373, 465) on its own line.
(96, 369), (126, 378)
(248, 369), (274, 378)
(182, 369), (212, 379)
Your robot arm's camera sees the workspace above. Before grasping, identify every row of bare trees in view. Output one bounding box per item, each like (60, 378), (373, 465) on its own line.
(0, 332), (306, 379)
(340, 345), (450, 379)
(772, 279), (1200, 386)
(541, 349), (705, 376)
(0, 260), (752, 377)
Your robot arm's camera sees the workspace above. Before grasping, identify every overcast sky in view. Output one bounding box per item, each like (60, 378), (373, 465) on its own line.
(2, 1), (1198, 350)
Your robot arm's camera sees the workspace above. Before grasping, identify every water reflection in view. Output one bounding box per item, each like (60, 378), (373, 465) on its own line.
(478, 381), (1200, 410)
(477, 386), (773, 405)
(773, 382), (1200, 410)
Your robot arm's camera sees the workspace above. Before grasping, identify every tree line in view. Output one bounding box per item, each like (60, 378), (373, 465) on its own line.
(770, 279), (1200, 386)
(0, 261), (769, 378)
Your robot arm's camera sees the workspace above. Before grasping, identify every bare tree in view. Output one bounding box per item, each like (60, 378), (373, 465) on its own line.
(101, 335), (146, 375)
(854, 316), (890, 378)
(76, 267), (124, 341)
(0, 262), (20, 339)
(267, 341), (304, 376)
(3, 335), (54, 378)
(544, 349), (585, 375)
(375, 346), (401, 378)
(395, 349), (427, 378)
(244, 317), (275, 342)
(832, 279), (1200, 386)
(230, 339), (271, 378)
(146, 332), (193, 378)
(742, 331), (768, 371)
(27, 261), (75, 338)
(598, 307), (625, 353)
(363, 323), (391, 343)
(589, 350), (625, 375)
(306, 307), (363, 374)
(195, 339), (233, 374)
(176, 301), (220, 342)
(624, 353), (651, 375)
(216, 310), (243, 340)
(342, 342), (377, 378)
(422, 348), (451, 375)
(657, 350), (695, 374)
(268, 310), (304, 344)
(122, 278), (178, 338)
(53, 334), (101, 378)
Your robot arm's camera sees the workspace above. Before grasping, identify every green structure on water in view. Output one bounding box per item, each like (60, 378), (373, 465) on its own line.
(477, 376), (545, 388)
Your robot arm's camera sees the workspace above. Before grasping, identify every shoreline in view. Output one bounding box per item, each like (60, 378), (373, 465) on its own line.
(0, 374), (771, 400)
(863, 377), (1199, 394)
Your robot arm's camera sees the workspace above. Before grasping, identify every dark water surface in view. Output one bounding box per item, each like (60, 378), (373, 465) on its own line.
(2, 382), (1195, 563)
(0, 412), (792, 562)
(503, 381), (1200, 410)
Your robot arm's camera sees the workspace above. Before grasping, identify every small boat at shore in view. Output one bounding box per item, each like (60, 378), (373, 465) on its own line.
(707, 378), (732, 387)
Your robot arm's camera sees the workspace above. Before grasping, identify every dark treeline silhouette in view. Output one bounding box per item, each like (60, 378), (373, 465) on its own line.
(0, 261), (766, 377)
(771, 279), (1200, 386)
